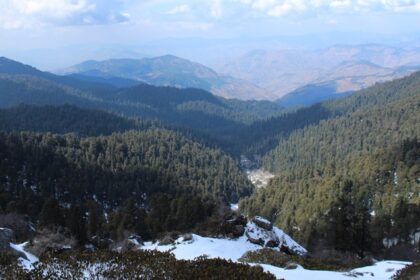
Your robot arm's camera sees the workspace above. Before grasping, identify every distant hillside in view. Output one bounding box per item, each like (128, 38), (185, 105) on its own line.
(0, 57), (284, 146)
(276, 60), (418, 107)
(277, 83), (346, 108)
(220, 44), (420, 99)
(59, 55), (275, 100)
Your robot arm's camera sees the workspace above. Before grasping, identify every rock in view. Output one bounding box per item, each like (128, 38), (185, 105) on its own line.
(182, 233), (193, 241)
(252, 216), (273, 231)
(280, 244), (292, 255)
(127, 234), (143, 246)
(265, 239), (280, 248)
(284, 262), (298, 270)
(0, 228), (15, 250)
(245, 222), (279, 248)
(233, 225), (245, 237)
(245, 230), (264, 246)
(158, 235), (175, 246)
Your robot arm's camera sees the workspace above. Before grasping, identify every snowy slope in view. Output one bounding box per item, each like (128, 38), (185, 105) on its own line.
(141, 233), (410, 280)
(143, 234), (262, 260)
(9, 242), (39, 270)
(259, 261), (410, 280)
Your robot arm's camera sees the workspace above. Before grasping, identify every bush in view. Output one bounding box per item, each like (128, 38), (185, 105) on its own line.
(392, 261), (420, 280)
(27, 228), (76, 257)
(240, 248), (374, 271)
(0, 213), (33, 241)
(0, 250), (276, 279)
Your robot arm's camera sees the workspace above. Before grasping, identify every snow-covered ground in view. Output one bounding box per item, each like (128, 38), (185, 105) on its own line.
(9, 242), (39, 270)
(143, 234), (262, 260)
(141, 234), (410, 280)
(260, 261), (410, 280)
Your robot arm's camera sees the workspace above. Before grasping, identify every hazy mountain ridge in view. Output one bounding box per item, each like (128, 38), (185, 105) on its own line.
(0, 57), (284, 145)
(59, 55), (275, 100)
(220, 44), (420, 99)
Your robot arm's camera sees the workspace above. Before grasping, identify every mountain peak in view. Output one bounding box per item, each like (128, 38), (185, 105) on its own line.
(0, 56), (42, 76)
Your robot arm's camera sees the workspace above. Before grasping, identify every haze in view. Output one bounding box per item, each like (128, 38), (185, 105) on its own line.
(1, 0), (420, 70)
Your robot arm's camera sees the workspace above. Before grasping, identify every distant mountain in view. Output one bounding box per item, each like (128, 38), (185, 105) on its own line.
(277, 83), (347, 108)
(0, 57), (284, 147)
(277, 60), (418, 107)
(59, 55), (275, 100)
(67, 72), (143, 88)
(219, 44), (420, 99)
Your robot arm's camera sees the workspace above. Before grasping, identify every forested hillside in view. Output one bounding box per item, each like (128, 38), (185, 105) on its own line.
(0, 129), (252, 241)
(240, 72), (420, 259)
(0, 58), (284, 145)
(233, 71), (420, 156)
(0, 104), (149, 136)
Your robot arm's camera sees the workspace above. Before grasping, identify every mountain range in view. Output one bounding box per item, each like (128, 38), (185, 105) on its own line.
(220, 44), (420, 104)
(58, 55), (275, 100)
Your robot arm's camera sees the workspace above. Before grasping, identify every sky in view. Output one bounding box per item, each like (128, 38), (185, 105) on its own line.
(1, 0), (420, 69)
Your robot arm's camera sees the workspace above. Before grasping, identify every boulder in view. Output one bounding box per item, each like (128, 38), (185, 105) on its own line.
(158, 235), (176, 246)
(182, 233), (193, 242)
(0, 228), (15, 250)
(127, 234), (143, 246)
(252, 216), (273, 231)
(265, 239), (280, 248)
(233, 225), (245, 237)
(245, 222), (279, 248)
(280, 244), (292, 255)
(245, 231), (264, 246)
(284, 262), (298, 270)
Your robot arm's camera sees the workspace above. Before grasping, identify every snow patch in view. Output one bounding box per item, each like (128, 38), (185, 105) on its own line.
(247, 169), (275, 188)
(259, 261), (410, 280)
(230, 203), (239, 211)
(9, 242), (38, 270)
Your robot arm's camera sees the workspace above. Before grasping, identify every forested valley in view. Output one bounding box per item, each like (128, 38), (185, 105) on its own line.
(0, 57), (419, 277)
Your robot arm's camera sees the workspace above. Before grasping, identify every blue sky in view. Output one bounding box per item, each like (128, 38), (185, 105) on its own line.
(1, 0), (420, 69)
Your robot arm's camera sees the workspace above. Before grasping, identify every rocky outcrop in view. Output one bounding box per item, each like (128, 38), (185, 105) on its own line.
(245, 217), (307, 256)
(245, 221), (279, 247)
(0, 228), (15, 250)
(127, 234), (143, 246)
(221, 213), (247, 239)
(252, 216), (273, 231)
(0, 228), (27, 261)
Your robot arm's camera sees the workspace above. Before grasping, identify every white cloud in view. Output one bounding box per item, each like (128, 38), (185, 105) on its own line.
(235, 0), (420, 16)
(267, 0), (306, 16)
(330, 0), (352, 8)
(167, 4), (190, 14)
(0, 0), (129, 29)
(210, 0), (223, 18)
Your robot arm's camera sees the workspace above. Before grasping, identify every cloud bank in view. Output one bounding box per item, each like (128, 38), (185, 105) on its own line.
(0, 0), (129, 29)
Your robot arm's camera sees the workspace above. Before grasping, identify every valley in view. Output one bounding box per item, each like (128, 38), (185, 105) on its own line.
(0, 56), (418, 279)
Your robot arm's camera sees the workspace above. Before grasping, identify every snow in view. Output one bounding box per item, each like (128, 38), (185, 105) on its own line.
(254, 216), (271, 225)
(258, 261), (410, 280)
(230, 203), (239, 211)
(140, 232), (408, 280)
(142, 234), (263, 261)
(142, 220), (307, 260)
(9, 242), (39, 270)
(272, 227), (307, 255)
